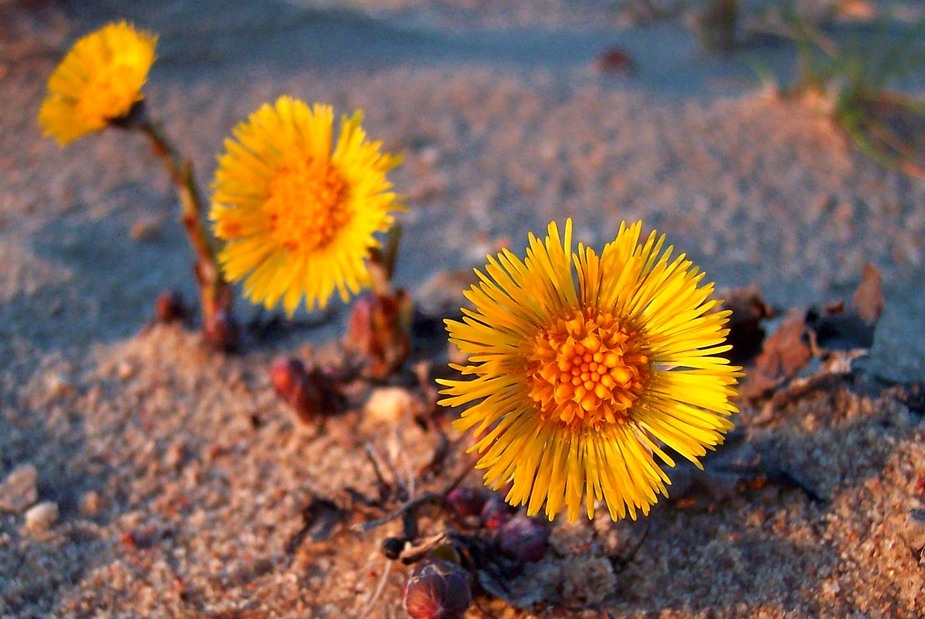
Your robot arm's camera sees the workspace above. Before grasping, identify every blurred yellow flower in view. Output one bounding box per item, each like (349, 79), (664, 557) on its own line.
(39, 21), (157, 145)
(439, 220), (741, 522)
(210, 96), (403, 316)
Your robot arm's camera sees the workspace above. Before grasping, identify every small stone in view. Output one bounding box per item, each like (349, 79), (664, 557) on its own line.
(45, 373), (74, 399)
(23, 501), (58, 534)
(0, 464), (38, 513)
(116, 361), (135, 380)
(163, 442), (185, 470)
(80, 491), (104, 516)
(364, 386), (415, 423)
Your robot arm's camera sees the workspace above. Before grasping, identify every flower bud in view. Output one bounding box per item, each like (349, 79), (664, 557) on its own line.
(479, 496), (515, 530)
(270, 358), (345, 424)
(270, 357), (321, 425)
(497, 516), (549, 563)
(445, 487), (486, 521)
(345, 291), (413, 379)
(403, 559), (471, 619)
(155, 289), (186, 323)
(203, 308), (240, 353)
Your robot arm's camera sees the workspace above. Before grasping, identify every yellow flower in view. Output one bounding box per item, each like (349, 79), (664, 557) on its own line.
(210, 96), (403, 316)
(39, 21), (157, 145)
(439, 220), (741, 521)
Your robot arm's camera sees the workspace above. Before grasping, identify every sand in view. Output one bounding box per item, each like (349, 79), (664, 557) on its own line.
(1, 0), (924, 617)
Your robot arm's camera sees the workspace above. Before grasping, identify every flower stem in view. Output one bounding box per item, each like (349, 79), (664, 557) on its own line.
(137, 117), (239, 351)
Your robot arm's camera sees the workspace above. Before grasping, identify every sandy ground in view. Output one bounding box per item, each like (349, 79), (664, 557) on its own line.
(1, 1), (924, 617)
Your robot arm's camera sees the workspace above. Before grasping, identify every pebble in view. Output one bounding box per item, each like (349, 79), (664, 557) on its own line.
(0, 464), (38, 513)
(80, 490), (104, 516)
(364, 386), (415, 423)
(23, 501), (58, 535)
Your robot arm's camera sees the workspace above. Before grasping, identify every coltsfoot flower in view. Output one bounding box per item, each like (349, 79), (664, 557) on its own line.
(39, 21), (157, 145)
(210, 96), (403, 316)
(439, 220), (741, 521)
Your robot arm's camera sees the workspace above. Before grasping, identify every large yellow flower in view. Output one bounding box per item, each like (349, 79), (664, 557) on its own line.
(39, 21), (157, 145)
(439, 220), (741, 522)
(210, 97), (403, 316)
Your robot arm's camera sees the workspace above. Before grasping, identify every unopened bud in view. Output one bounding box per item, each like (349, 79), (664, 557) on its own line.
(497, 515), (549, 563)
(203, 309), (240, 353)
(403, 559), (471, 619)
(346, 291), (413, 379)
(445, 487), (486, 521)
(270, 357), (320, 425)
(480, 496), (515, 530)
(155, 289), (185, 323)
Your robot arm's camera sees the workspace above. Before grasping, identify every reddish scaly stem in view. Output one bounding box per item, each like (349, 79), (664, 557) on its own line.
(137, 117), (239, 351)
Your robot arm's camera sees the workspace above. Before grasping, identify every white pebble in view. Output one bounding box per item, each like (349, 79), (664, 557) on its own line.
(364, 387), (415, 423)
(24, 501), (59, 534)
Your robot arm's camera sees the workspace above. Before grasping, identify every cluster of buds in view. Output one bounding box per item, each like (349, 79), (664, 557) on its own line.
(399, 489), (551, 618)
(445, 487), (550, 561)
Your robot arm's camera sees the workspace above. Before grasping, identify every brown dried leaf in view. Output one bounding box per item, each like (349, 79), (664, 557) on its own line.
(721, 285), (774, 364)
(741, 314), (813, 399)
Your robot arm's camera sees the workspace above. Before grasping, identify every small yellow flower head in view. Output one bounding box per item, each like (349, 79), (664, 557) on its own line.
(439, 220), (741, 522)
(210, 96), (403, 316)
(38, 21), (157, 145)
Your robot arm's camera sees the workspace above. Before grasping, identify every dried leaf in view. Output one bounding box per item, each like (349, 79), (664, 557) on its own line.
(741, 314), (813, 399)
(721, 285), (774, 364)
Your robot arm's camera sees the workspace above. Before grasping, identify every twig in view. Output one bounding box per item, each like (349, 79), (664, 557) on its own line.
(357, 465), (472, 533)
(364, 444), (392, 502)
(357, 558), (393, 619)
(357, 491), (445, 533)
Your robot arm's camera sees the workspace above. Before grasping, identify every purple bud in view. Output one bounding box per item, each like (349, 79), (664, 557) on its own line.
(480, 496), (515, 530)
(445, 487), (486, 520)
(403, 559), (471, 619)
(497, 516), (549, 563)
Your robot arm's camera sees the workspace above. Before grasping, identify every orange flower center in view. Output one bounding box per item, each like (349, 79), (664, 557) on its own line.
(263, 158), (350, 254)
(526, 309), (650, 429)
